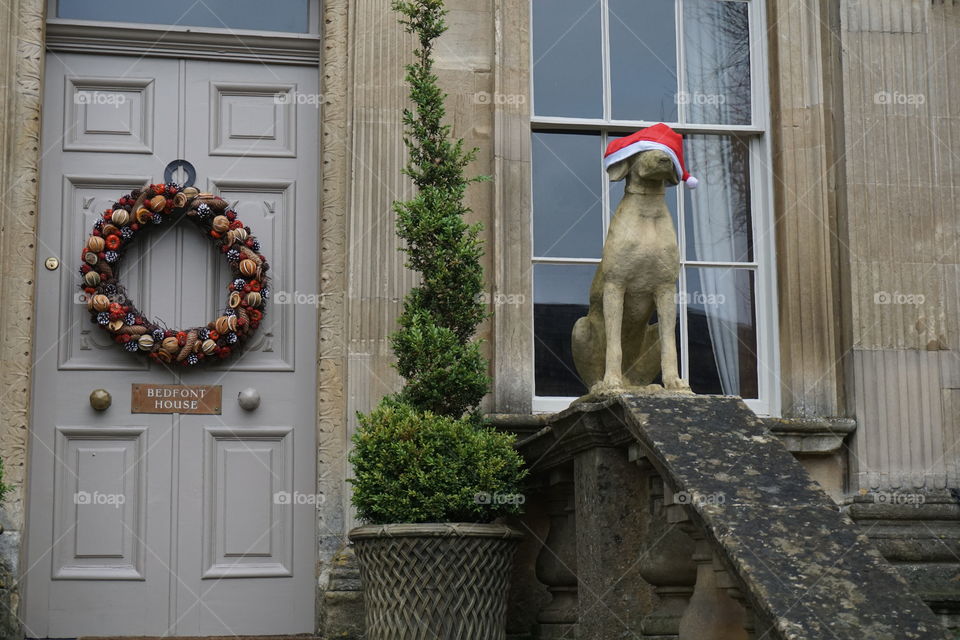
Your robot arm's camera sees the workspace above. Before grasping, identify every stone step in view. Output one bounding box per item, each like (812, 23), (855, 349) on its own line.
(78, 636), (321, 640)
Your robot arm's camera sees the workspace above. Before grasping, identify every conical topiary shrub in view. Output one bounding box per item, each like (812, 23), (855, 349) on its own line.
(347, 2), (526, 639)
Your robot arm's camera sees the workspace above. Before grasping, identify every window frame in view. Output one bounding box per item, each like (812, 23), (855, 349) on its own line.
(529, 0), (780, 416)
(46, 0), (322, 36)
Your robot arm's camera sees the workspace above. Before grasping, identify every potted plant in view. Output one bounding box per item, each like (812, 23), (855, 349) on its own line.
(347, 1), (526, 638)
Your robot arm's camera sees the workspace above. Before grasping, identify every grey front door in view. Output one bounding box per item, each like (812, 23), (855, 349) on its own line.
(25, 52), (319, 637)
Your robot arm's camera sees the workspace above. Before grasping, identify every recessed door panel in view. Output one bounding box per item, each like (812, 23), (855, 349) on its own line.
(52, 427), (147, 580)
(59, 175), (152, 371)
(202, 427), (293, 578)
(63, 76), (155, 153)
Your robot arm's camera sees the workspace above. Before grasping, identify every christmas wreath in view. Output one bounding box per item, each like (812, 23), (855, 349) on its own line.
(79, 183), (269, 367)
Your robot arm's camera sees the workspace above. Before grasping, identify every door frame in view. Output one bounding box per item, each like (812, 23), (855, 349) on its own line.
(0, 0), (354, 635)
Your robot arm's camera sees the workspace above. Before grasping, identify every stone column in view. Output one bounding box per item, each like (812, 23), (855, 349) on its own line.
(0, 0), (46, 636)
(574, 446), (652, 637)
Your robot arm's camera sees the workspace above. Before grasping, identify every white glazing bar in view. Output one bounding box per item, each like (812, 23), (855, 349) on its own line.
(601, 131), (610, 239)
(601, 0), (612, 123)
(530, 117), (764, 135)
(532, 256), (602, 264)
(684, 260), (759, 268)
(676, 0), (686, 126)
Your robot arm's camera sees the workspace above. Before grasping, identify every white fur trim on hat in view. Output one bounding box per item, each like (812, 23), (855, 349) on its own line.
(603, 140), (683, 183)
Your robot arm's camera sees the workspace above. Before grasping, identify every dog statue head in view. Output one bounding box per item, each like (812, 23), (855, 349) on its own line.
(602, 123), (698, 190)
(606, 149), (680, 187)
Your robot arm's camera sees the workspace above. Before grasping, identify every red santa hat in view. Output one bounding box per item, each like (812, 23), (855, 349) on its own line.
(603, 123), (698, 189)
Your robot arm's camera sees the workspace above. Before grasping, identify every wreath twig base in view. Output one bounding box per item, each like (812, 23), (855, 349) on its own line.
(79, 183), (270, 367)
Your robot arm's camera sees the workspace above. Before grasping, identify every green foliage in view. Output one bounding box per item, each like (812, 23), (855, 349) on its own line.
(349, 1), (527, 526)
(0, 457), (10, 505)
(349, 400), (527, 525)
(389, 0), (491, 417)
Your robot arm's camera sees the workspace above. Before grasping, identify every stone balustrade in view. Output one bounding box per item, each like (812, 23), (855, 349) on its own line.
(505, 395), (950, 640)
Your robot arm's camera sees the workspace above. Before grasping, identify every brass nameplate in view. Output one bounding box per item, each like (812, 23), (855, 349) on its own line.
(131, 384), (222, 415)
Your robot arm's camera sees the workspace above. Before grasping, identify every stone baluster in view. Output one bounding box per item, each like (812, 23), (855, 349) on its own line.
(714, 562), (758, 640)
(666, 495), (749, 640)
(632, 452), (697, 639)
(535, 469), (578, 639)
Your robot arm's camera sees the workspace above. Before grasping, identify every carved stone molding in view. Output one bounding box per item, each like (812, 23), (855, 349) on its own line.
(0, 0), (46, 635)
(0, 0), (44, 533)
(317, 0), (351, 569)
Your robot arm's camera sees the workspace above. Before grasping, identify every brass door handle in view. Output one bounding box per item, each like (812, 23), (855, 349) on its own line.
(89, 389), (112, 411)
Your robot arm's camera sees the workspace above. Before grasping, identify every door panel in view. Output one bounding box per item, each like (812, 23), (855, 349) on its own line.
(58, 175), (154, 370)
(201, 426), (294, 579)
(52, 427), (148, 580)
(27, 52), (318, 637)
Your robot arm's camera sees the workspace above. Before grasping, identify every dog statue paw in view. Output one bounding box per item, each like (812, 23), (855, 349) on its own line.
(589, 378), (626, 398)
(662, 376), (693, 394)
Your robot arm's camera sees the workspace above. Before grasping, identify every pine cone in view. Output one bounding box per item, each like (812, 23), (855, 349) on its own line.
(195, 197), (228, 213)
(120, 325), (148, 335)
(177, 330), (199, 362)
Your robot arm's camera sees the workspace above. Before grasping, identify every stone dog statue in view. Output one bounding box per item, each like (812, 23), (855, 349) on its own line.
(572, 123), (698, 396)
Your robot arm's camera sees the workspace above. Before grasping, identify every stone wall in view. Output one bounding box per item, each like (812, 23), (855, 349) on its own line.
(837, 0), (960, 492)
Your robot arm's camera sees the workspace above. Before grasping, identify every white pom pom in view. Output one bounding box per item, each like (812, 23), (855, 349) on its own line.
(685, 176), (699, 189)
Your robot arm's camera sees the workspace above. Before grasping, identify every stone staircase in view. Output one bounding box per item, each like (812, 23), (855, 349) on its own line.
(513, 394), (951, 639)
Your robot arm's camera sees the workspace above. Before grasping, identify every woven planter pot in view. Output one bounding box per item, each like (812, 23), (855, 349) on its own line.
(349, 523), (523, 640)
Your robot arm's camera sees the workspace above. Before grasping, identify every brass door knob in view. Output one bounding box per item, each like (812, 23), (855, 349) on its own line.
(89, 389), (112, 411)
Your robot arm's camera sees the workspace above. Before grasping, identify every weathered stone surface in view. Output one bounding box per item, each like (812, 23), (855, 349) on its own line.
(0, 531), (20, 640)
(321, 547), (365, 639)
(617, 394), (949, 640)
(847, 492), (960, 628)
(573, 447), (653, 637)
(518, 395), (950, 639)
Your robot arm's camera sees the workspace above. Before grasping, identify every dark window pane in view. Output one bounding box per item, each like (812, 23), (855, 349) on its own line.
(683, 0), (752, 125)
(684, 267), (757, 398)
(534, 264), (595, 397)
(609, 0), (678, 122)
(533, 132), (604, 259)
(683, 135), (753, 263)
(532, 0), (604, 118)
(57, 0), (310, 33)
